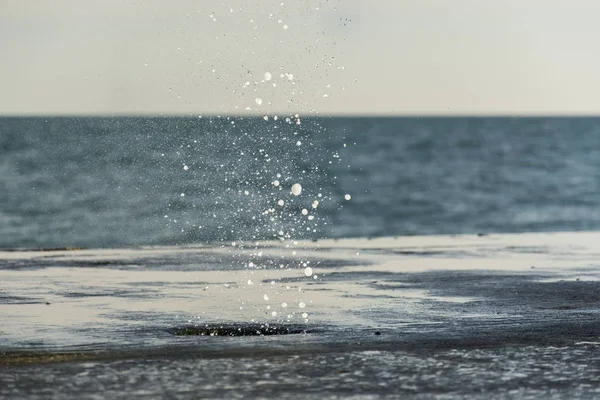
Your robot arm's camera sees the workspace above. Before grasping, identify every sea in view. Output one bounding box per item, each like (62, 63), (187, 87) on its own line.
(2, 116), (600, 249)
(3, 116), (600, 399)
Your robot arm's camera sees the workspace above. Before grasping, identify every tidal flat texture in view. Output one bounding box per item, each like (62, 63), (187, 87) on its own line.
(2, 232), (600, 398)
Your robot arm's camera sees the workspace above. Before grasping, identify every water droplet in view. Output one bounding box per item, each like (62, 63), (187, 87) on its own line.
(345, 194), (351, 200)
(299, 301), (306, 308)
(255, 97), (263, 105)
(273, 180), (280, 187)
(304, 267), (313, 276)
(291, 183), (302, 196)
(264, 72), (272, 81)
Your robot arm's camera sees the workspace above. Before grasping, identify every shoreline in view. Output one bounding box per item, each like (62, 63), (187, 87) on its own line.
(3, 231), (600, 397)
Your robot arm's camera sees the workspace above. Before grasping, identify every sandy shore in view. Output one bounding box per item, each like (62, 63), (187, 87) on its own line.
(2, 232), (600, 397)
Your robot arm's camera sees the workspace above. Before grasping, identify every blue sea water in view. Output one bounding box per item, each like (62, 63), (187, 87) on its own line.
(1, 116), (600, 249)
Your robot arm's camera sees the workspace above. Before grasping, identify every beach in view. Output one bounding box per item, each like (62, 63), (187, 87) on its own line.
(2, 231), (600, 398)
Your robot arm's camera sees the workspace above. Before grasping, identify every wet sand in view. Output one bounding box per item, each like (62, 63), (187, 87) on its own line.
(2, 232), (600, 398)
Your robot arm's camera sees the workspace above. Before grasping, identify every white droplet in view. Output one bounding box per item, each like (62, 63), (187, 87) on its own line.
(307, 215), (314, 221)
(264, 72), (272, 81)
(301, 209), (308, 215)
(299, 301), (306, 308)
(291, 183), (302, 196)
(255, 97), (263, 105)
(183, 165), (189, 171)
(345, 194), (351, 200)
(283, 24), (288, 30)
(273, 180), (280, 187)
(312, 200), (319, 209)
(277, 199), (285, 206)
(247, 279), (253, 285)
(281, 302), (288, 308)
(180, 193), (185, 197)
(304, 267), (313, 276)
(263, 294), (269, 301)
(296, 141), (302, 146)
(302, 312), (308, 319)
(244, 190), (249, 195)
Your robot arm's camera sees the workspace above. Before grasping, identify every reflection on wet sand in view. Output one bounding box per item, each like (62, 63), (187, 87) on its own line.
(2, 232), (600, 397)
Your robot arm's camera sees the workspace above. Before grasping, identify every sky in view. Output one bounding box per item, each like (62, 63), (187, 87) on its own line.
(2, 0), (600, 116)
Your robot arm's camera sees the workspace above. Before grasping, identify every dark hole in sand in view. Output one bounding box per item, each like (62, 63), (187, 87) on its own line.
(168, 324), (310, 337)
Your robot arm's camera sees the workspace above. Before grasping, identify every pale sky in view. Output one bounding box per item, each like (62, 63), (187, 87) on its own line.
(2, 0), (600, 115)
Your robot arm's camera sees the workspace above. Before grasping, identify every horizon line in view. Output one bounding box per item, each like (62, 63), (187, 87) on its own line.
(3, 113), (600, 119)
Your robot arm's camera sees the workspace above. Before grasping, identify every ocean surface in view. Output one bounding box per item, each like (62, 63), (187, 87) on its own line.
(3, 117), (600, 398)
(2, 116), (600, 249)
